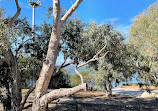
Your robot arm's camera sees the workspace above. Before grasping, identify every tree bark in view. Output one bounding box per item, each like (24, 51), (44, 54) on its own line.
(0, 1), (22, 110)
(11, 62), (22, 111)
(35, 0), (61, 99)
(75, 67), (84, 84)
(2, 49), (22, 111)
(104, 82), (108, 97)
(32, 84), (86, 111)
(32, 0), (84, 110)
(107, 78), (112, 97)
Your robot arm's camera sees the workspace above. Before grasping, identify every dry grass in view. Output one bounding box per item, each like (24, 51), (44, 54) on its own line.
(121, 83), (157, 90)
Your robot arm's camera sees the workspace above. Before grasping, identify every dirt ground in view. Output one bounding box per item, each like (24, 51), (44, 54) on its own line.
(1, 87), (158, 111)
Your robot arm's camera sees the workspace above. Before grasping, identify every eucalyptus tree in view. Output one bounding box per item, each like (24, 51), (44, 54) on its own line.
(129, 1), (158, 85)
(94, 40), (138, 97)
(31, 0), (87, 110)
(0, 0), (127, 110)
(0, 4), (34, 110)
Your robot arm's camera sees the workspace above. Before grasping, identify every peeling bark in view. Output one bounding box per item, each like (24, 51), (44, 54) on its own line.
(32, 0), (84, 110)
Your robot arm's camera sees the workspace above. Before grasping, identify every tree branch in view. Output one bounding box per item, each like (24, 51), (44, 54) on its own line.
(60, 0), (83, 26)
(42, 83), (86, 104)
(10, 0), (21, 26)
(58, 54), (90, 69)
(55, 54), (70, 74)
(93, 42), (107, 59)
(20, 85), (36, 110)
(75, 67), (84, 84)
(77, 50), (111, 68)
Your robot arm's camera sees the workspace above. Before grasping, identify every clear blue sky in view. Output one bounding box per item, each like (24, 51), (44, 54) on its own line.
(0, 0), (157, 65)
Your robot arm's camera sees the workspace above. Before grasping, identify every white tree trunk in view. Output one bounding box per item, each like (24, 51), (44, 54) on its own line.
(32, 0), (84, 110)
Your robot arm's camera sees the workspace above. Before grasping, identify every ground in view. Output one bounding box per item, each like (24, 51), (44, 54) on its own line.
(0, 87), (158, 111)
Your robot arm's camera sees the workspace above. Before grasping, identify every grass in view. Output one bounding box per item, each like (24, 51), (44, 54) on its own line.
(121, 83), (157, 89)
(22, 89), (35, 95)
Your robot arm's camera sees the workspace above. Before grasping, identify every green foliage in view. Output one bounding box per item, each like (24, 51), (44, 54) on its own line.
(129, 1), (158, 57)
(93, 35), (138, 91)
(18, 56), (42, 88)
(49, 68), (71, 89)
(70, 70), (93, 87)
(0, 8), (11, 50)
(129, 1), (158, 85)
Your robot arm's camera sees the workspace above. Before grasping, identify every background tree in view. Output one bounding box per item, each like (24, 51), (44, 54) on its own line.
(129, 1), (158, 86)
(0, 4), (31, 110)
(48, 68), (71, 89)
(71, 70), (94, 87)
(94, 38), (138, 97)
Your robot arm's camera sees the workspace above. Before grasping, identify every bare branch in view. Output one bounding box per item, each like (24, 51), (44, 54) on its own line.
(55, 54), (70, 74)
(10, 0), (21, 26)
(77, 49), (111, 68)
(153, 74), (158, 83)
(93, 43), (107, 59)
(20, 85), (36, 110)
(75, 67), (84, 84)
(61, 0), (83, 26)
(59, 54), (90, 69)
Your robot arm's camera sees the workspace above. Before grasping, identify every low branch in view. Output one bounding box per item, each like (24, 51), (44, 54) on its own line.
(20, 85), (36, 110)
(61, 0), (83, 26)
(10, 0), (21, 26)
(41, 83), (86, 104)
(75, 67), (84, 84)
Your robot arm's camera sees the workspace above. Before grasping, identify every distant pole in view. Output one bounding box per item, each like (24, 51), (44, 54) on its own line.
(32, 5), (35, 38)
(27, 0), (41, 86)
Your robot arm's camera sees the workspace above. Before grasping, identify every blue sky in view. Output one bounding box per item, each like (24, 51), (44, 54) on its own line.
(0, 0), (157, 65)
